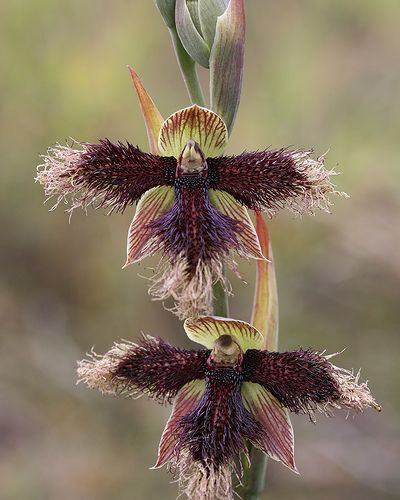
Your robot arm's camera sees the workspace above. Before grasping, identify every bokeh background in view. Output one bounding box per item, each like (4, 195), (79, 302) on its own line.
(1, 1), (399, 499)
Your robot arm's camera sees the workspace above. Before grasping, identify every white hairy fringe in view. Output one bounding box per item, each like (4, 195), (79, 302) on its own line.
(35, 143), (106, 213)
(329, 363), (381, 413)
(176, 454), (234, 500)
(76, 340), (140, 397)
(313, 353), (381, 417)
(148, 253), (238, 320)
(272, 151), (347, 217)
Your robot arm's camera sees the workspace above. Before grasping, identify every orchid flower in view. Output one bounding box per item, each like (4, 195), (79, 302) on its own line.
(36, 70), (341, 318)
(77, 316), (379, 500)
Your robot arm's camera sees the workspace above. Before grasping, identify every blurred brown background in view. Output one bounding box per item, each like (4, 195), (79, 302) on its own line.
(1, 1), (399, 499)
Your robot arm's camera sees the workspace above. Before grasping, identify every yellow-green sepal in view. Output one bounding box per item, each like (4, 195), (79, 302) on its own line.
(158, 105), (228, 158)
(198, 0), (229, 48)
(184, 316), (264, 351)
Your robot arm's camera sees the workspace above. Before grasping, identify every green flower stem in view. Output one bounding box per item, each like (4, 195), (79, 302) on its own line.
(169, 27), (206, 107)
(238, 444), (268, 499)
(212, 277), (230, 317)
(240, 447), (269, 500)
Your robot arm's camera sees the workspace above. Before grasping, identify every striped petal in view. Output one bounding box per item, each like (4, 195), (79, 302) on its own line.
(209, 189), (265, 260)
(158, 105), (228, 158)
(124, 186), (175, 266)
(184, 316), (263, 351)
(242, 382), (297, 472)
(153, 379), (206, 468)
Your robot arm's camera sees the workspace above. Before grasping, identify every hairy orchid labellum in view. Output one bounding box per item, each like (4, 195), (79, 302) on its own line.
(78, 316), (380, 500)
(36, 71), (341, 318)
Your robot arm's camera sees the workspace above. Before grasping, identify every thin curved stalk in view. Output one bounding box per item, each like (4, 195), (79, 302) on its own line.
(212, 278), (230, 317)
(170, 25), (230, 318)
(169, 27), (206, 107)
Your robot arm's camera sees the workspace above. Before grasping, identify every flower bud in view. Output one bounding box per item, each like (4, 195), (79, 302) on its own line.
(175, 0), (229, 68)
(175, 0), (211, 68)
(156, 1), (245, 134)
(210, 0), (245, 134)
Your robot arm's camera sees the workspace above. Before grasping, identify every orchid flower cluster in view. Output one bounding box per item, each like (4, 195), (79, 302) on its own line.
(78, 317), (379, 498)
(36, 2), (379, 499)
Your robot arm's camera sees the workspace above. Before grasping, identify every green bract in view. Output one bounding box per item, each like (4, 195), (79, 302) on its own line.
(155, 0), (176, 29)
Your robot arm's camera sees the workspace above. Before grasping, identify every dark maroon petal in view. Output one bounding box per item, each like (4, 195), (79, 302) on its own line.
(243, 349), (380, 416)
(113, 336), (209, 403)
(208, 149), (337, 214)
(37, 140), (176, 212)
(243, 348), (342, 414)
(175, 367), (266, 469)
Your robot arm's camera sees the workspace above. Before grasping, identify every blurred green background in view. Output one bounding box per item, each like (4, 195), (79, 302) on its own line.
(1, 1), (399, 499)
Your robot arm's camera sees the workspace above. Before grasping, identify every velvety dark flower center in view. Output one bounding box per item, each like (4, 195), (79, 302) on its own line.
(176, 366), (265, 468)
(175, 175), (209, 190)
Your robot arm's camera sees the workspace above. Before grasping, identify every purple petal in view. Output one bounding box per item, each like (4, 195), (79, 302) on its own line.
(113, 336), (209, 403)
(150, 178), (240, 271)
